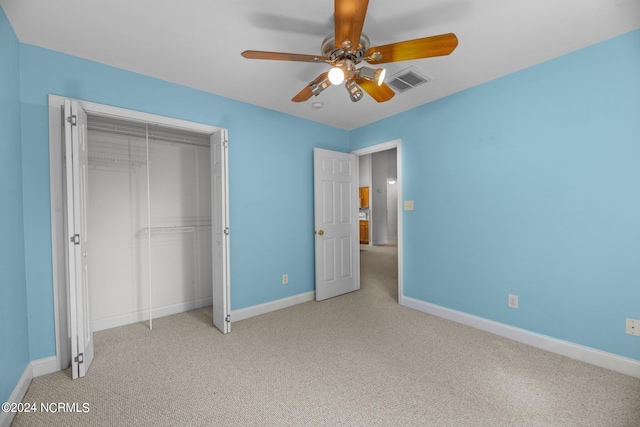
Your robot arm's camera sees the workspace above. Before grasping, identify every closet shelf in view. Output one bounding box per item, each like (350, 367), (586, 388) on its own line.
(89, 155), (147, 167)
(88, 122), (211, 148)
(143, 225), (212, 234)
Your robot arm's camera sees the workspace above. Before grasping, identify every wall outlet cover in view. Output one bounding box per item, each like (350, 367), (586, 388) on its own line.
(626, 318), (639, 336)
(508, 294), (519, 309)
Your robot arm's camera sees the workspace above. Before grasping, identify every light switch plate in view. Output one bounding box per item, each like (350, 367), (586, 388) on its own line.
(404, 200), (414, 211)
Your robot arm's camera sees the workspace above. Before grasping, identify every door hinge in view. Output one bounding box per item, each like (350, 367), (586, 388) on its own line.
(223, 140), (228, 148)
(70, 234), (80, 245)
(74, 353), (84, 364)
(67, 115), (77, 126)
(225, 315), (231, 323)
(223, 227), (229, 236)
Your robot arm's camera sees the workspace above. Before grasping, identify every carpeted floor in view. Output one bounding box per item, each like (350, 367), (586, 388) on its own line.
(13, 243), (640, 426)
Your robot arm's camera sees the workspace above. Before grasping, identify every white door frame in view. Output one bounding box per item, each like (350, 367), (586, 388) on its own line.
(351, 139), (403, 302)
(48, 95), (229, 371)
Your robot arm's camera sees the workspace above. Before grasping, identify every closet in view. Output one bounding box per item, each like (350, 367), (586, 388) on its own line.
(50, 96), (230, 379)
(86, 115), (213, 331)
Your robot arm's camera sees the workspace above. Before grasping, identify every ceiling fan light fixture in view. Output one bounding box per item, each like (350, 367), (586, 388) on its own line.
(328, 67), (345, 85)
(358, 66), (386, 86)
(310, 76), (331, 96)
(345, 80), (363, 102)
(376, 68), (386, 85)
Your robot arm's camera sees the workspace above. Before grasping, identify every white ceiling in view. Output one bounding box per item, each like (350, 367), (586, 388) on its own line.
(2, 0), (640, 130)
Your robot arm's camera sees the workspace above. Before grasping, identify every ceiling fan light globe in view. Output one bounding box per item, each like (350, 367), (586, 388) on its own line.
(328, 67), (345, 85)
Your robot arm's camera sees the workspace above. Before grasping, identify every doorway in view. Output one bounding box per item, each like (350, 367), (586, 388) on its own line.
(352, 140), (403, 302)
(48, 95), (230, 375)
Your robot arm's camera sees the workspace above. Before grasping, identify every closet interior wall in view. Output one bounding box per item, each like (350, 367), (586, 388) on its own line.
(87, 115), (213, 331)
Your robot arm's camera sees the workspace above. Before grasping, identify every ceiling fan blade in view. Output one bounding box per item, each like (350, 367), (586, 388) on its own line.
(292, 86), (314, 102)
(292, 72), (332, 102)
(242, 50), (329, 63)
(355, 78), (395, 102)
(365, 33), (458, 64)
(334, 0), (369, 49)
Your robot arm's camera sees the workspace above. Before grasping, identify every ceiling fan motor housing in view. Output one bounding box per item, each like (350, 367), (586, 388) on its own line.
(321, 33), (370, 64)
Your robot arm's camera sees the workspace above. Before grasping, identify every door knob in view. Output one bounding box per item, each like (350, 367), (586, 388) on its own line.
(316, 230), (324, 235)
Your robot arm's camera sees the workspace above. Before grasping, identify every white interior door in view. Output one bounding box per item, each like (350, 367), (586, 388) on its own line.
(314, 148), (359, 301)
(64, 99), (94, 378)
(211, 129), (231, 333)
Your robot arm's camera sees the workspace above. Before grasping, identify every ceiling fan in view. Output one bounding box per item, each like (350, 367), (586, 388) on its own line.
(241, 0), (458, 103)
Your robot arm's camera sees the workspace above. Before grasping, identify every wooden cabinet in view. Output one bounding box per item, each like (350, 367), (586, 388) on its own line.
(359, 220), (369, 244)
(359, 186), (369, 208)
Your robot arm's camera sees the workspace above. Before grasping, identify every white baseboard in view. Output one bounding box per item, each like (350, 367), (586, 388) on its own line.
(401, 296), (640, 379)
(0, 364), (32, 427)
(31, 356), (58, 377)
(92, 297), (213, 332)
(231, 291), (315, 322)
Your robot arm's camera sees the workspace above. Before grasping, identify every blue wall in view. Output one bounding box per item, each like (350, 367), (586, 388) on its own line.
(0, 6), (30, 405)
(19, 45), (349, 360)
(351, 29), (640, 361)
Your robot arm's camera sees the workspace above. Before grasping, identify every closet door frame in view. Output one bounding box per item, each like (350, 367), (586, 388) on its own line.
(48, 95), (229, 372)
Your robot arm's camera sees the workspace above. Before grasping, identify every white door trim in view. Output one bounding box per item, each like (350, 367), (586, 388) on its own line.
(351, 139), (403, 303)
(48, 94), (228, 372)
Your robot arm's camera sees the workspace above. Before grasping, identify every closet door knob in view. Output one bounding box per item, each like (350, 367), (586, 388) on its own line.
(317, 230), (324, 236)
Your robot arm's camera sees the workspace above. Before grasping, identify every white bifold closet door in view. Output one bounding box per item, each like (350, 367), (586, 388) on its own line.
(210, 129), (230, 334)
(64, 100), (94, 379)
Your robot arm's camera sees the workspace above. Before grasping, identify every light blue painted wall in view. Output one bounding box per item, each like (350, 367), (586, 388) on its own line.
(351, 29), (640, 361)
(0, 6), (30, 404)
(19, 44), (349, 360)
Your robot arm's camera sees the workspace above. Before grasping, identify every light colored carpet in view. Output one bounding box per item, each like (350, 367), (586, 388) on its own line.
(14, 243), (640, 426)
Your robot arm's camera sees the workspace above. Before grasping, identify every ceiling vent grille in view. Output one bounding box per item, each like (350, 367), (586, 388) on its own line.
(386, 66), (433, 93)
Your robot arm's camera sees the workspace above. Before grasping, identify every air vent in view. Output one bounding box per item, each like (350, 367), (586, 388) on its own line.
(386, 66), (433, 93)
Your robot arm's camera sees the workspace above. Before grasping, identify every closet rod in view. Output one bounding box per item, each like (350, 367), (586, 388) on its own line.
(88, 155), (147, 167)
(145, 225), (211, 229)
(145, 226), (193, 234)
(143, 225), (211, 234)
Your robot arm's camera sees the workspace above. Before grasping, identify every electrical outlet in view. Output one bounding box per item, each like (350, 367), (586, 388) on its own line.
(404, 200), (414, 211)
(508, 294), (518, 309)
(626, 318), (639, 336)
(282, 274), (288, 285)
